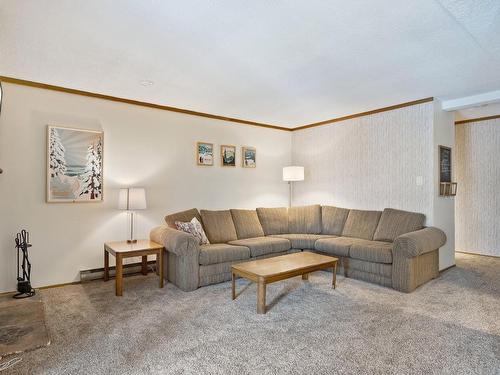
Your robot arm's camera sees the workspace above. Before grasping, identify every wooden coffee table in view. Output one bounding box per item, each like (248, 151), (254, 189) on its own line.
(231, 251), (338, 314)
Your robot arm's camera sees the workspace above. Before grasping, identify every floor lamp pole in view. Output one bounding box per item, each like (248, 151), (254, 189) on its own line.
(283, 166), (303, 208)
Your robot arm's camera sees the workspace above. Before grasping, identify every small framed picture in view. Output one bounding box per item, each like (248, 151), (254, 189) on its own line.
(439, 145), (452, 183)
(242, 146), (256, 168)
(221, 145), (236, 167)
(197, 142), (214, 166)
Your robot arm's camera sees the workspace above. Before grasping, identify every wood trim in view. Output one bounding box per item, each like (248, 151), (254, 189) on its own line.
(0, 75), (437, 131)
(38, 281), (82, 290)
(439, 264), (456, 273)
(0, 290), (18, 297)
(292, 97), (434, 131)
(0, 260), (158, 294)
(0, 281), (82, 295)
(455, 114), (500, 125)
(0, 75), (291, 131)
(456, 250), (500, 258)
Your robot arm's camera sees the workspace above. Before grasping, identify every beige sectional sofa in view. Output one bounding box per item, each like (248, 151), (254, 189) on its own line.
(150, 205), (446, 293)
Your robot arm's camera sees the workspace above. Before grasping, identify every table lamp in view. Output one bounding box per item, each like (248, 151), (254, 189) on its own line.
(118, 188), (147, 243)
(283, 166), (304, 207)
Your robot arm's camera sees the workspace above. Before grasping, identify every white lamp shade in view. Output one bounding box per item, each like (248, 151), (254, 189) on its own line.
(118, 188), (147, 210)
(283, 166), (304, 181)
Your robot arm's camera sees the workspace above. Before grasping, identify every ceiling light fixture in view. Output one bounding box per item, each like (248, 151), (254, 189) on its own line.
(140, 80), (154, 86)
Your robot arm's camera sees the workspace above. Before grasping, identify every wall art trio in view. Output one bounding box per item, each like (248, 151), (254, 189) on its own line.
(197, 142), (256, 168)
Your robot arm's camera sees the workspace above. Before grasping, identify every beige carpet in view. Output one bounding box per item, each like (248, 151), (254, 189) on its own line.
(0, 294), (50, 359)
(1, 252), (499, 374)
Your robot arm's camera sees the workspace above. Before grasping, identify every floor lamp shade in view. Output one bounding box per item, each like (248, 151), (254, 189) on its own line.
(118, 188), (147, 210)
(118, 188), (147, 243)
(283, 166), (304, 182)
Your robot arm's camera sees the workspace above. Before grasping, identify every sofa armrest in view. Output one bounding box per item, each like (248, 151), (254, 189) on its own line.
(391, 227), (445, 292)
(393, 227), (446, 258)
(150, 225), (199, 258)
(150, 225), (200, 292)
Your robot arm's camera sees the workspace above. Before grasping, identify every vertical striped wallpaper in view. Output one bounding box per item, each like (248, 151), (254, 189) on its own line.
(455, 119), (500, 257)
(291, 102), (434, 222)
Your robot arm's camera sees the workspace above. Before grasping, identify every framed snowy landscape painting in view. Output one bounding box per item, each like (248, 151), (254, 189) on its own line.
(47, 125), (103, 203)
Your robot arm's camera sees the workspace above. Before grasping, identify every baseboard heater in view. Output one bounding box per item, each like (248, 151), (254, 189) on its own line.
(80, 261), (158, 282)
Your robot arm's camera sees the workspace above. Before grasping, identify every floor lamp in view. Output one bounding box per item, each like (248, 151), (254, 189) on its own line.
(283, 166), (304, 207)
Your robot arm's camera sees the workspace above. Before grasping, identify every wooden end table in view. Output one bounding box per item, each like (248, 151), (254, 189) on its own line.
(231, 252), (338, 314)
(104, 240), (165, 296)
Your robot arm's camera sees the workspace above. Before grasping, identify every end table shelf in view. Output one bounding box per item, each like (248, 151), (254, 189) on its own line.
(104, 240), (165, 296)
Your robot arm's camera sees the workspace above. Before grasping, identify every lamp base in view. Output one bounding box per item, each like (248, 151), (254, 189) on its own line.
(127, 239), (138, 244)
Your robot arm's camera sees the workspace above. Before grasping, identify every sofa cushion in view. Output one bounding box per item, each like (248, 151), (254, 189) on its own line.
(175, 217), (210, 245)
(270, 234), (335, 250)
(314, 236), (357, 257)
(256, 207), (289, 235)
(373, 208), (426, 242)
(200, 210), (238, 244)
(321, 206), (350, 235)
(199, 243), (250, 266)
(228, 237), (291, 257)
(288, 204), (322, 234)
(230, 209), (265, 239)
(342, 209), (382, 240)
(165, 208), (201, 229)
(349, 239), (393, 264)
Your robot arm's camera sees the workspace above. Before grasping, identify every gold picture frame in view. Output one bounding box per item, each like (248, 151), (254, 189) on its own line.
(221, 145), (236, 167)
(196, 142), (214, 166)
(242, 146), (256, 168)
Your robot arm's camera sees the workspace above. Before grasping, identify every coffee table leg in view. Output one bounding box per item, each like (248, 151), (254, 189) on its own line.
(141, 255), (148, 275)
(116, 254), (123, 296)
(302, 273), (309, 280)
(257, 278), (266, 314)
(232, 272), (236, 300)
(104, 248), (109, 282)
(332, 262), (337, 289)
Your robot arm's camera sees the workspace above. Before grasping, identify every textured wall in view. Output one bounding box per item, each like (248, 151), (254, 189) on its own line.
(291, 102), (456, 270)
(292, 102), (434, 215)
(0, 83), (291, 292)
(456, 119), (500, 257)
(431, 102), (456, 269)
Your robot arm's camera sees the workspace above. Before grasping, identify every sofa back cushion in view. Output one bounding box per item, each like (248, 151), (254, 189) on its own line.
(200, 210), (238, 243)
(165, 208), (202, 229)
(288, 204), (322, 234)
(256, 207), (289, 235)
(342, 209), (382, 240)
(230, 209), (265, 239)
(373, 208), (426, 242)
(321, 206), (350, 235)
